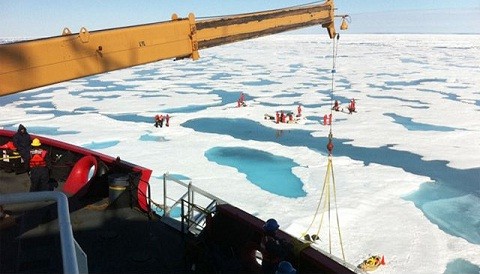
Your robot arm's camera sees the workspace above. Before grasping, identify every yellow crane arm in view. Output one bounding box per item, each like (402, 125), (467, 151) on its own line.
(196, 3), (336, 49)
(0, 1), (337, 96)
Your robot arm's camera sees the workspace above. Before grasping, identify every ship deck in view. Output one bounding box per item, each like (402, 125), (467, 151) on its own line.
(0, 169), (195, 273)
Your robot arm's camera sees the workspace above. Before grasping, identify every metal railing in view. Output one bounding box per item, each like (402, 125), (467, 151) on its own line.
(180, 198), (217, 235)
(160, 172), (225, 235)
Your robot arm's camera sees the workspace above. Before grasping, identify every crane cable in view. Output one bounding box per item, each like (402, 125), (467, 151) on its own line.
(301, 33), (345, 261)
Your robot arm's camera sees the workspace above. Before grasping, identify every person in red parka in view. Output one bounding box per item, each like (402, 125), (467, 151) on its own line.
(347, 99), (356, 114)
(154, 114), (164, 128)
(332, 100), (340, 111)
(165, 114), (170, 127)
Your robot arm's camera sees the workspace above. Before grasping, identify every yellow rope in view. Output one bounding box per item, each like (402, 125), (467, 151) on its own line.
(301, 33), (345, 261)
(302, 156), (345, 261)
(302, 162), (328, 235)
(330, 157), (345, 261)
(315, 159), (331, 238)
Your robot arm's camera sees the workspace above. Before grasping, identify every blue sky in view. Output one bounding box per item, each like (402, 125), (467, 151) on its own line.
(2, 0), (479, 38)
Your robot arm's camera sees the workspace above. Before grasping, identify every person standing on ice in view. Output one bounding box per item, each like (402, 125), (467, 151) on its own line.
(280, 111), (286, 123)
(296, 104), (302, 117)
(165, 114), (170, 127)
(347, 99), (356, 114)
(154, 114), (164, 128)
(332, 100), (340, 111)
(237, 92), (246, 107)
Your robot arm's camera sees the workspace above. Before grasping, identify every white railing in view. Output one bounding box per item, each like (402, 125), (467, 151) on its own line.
(0, 191), (88, 274)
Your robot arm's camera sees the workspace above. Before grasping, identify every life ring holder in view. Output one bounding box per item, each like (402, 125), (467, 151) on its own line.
(63, 155), (98, 197)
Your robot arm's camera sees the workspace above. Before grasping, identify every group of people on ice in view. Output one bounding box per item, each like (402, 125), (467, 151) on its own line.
(324, 99), (356, 125)
(275, 105), (302, 124)
(238, 92), (358, 124)
(266, 98), (356, 126)
(154, 114), (170, 128)
(263, 104), (302, 124)
(333, 98), (356, 114)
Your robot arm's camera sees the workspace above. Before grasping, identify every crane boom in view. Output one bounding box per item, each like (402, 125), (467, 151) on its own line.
(0, 1), (337, 96)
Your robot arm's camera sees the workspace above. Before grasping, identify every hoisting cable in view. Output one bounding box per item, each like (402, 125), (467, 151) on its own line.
(301, 33), (345, 261)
